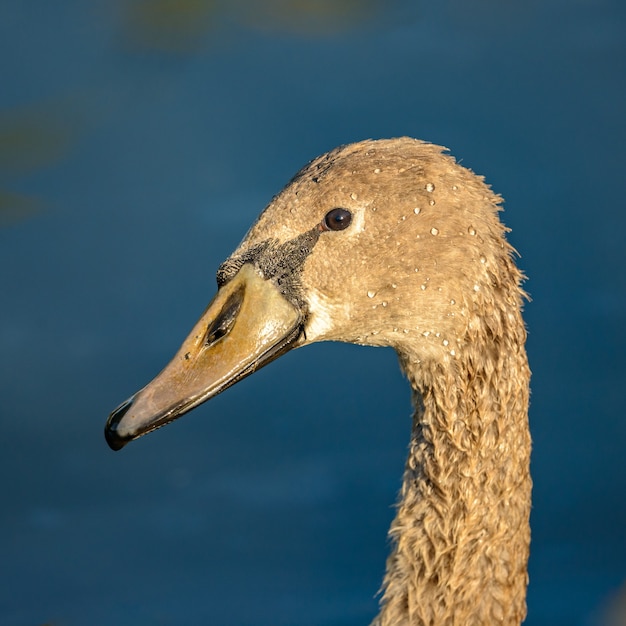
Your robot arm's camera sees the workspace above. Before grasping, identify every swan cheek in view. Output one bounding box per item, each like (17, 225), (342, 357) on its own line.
(303, 290), (350, 343)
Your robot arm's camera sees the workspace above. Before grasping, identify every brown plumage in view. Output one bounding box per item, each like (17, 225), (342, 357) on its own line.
(106, 137), (531, 625)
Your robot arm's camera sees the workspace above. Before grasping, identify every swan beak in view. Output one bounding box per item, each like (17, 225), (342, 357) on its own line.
(104, 264), (303, 451)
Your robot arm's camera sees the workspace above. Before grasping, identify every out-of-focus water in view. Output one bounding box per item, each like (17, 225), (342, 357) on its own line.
(1, 1), (625, 625)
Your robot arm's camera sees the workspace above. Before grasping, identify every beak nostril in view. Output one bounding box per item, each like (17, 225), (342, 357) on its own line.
(204, 284), (244, 347)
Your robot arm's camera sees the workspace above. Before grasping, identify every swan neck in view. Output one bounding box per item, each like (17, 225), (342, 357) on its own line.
(377, 342), (531, 626)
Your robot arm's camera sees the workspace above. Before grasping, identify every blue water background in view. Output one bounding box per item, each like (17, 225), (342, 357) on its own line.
(1, 1), (625, 624)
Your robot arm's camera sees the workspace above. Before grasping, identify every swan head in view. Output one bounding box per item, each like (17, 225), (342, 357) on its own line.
(106, 137), (519, 450)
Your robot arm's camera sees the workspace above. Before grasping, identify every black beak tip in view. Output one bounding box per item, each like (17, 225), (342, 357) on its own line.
(105, 427), (128, 451)
(105, 398), (134, 451)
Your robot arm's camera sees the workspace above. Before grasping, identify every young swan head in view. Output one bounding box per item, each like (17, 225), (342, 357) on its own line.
(105, 137), (521, 449)
(225, 138), (518, 356)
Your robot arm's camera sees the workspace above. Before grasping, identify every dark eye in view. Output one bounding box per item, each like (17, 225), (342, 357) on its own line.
(323, 208), (352, 231)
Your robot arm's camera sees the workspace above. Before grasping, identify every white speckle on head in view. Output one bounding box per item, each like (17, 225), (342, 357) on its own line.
(382, 301), (388, 307)
(367, 290), (376, 298)
(480, 255), (487, 264)
(391, 283), (397, 289)
(420, 284), (426, 290)
(414, 267), (419, 272)
(450, 349), (456, 356)
(429, 199), (436, 206)
(468, 226), (476, 236)
(473, 284), (480, 292)
(350, 192), (358, 200)
(422, 331), (431, 337)
(442, 339), (449, 346)
(450, 299), (456, 305)
(425, 183), (435, 192)
(374, 168), (381, 174)
(430, 227), (439, 236)
(413, 207), (421, 215)
(452, 185), (458, 191)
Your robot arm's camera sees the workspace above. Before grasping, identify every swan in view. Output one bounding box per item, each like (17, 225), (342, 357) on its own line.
(105, 137), (531, 625)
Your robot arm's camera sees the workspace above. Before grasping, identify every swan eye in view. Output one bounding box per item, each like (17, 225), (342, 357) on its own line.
(323, 208), (352, 231)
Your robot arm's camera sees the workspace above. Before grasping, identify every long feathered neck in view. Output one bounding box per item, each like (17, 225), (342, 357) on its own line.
(375, 304), (531, 625)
